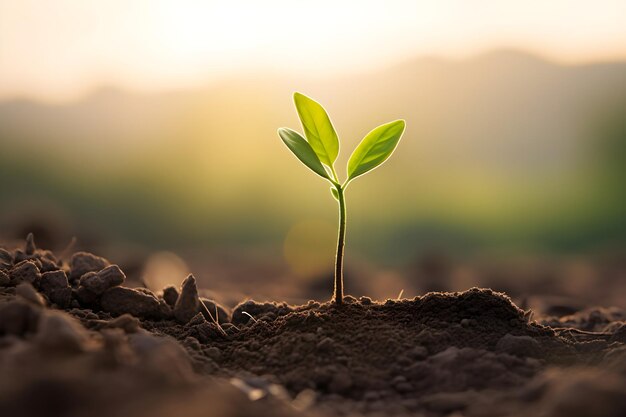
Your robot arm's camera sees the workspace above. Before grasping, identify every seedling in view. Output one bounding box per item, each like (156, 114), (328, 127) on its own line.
(278, 93), (405, 305)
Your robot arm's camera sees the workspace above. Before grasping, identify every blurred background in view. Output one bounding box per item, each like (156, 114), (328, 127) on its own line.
(1, 1), (625, 311)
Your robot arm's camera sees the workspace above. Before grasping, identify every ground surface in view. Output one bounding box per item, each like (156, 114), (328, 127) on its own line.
(1, 236), (625, 417)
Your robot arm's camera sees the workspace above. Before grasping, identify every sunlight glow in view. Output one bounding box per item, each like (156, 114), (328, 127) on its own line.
(1, 0), (626, 101)
(284, 220), (336, 278)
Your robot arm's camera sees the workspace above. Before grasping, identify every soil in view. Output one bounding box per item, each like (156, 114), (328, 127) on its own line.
(1, 235), (625, 417)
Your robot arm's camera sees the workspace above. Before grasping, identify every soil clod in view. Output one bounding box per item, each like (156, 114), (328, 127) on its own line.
(69, 251), (109, 281)
(9, 260), (41, 286)
(174, 274), (201, 324)
(25, 233), (36, 255)
(79, 264), (125, 295)
(100, 286), (161, 319)
(0, 270), (9, 286)
(162, 285), (179, 307)
(200, 297), (231, 324)
(40, 270), (72, 308)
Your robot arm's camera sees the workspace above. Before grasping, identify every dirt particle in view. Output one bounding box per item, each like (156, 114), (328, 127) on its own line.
(195, 321), (226, 343)
(0, 248), (12, 270)
(608, 323), (626, 343)
(25, 232), (36, 255)
(231, 300), (293, 326)
(200, 298), (231, 324)
(0, 270), (9, 286)
(461, 318), (477, 327)
(221, 323), (238, 335)
(69, 251), (110, 281)
(162, 285), (179, 307)
(182, 336), (202, 351)
(187, 312), (207, 326)
(359, 296), (373, 305)
(174, 274), (200, 324)
(79, 264), (125, 296)
(40, 270), (72, 308)
(157, 299), (173, 320)
(343, 295), (358, 304)
(100, 286), (161, 319)
(76, 278), (99, 306)
(101, 314), (141, 333)
(9, 260), (41, 286)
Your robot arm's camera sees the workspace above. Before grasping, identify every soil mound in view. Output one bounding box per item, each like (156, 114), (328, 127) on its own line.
(1, 236), (625, 417)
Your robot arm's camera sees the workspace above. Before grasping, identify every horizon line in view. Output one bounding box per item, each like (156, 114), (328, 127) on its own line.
(2, 46), (626, 106)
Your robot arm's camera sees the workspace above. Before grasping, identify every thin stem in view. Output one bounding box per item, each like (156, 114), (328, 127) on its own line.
(330, 166), (339, 183)
(333, 186), (346, 304)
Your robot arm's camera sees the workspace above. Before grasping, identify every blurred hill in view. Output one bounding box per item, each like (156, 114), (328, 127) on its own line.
(1, 49), (625, 263)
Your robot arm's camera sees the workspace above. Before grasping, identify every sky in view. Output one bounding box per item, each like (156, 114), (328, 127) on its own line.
(1, 0), (626, 102)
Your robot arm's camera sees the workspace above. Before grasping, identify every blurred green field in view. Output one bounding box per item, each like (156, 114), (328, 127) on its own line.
(1, 50), (625, 267)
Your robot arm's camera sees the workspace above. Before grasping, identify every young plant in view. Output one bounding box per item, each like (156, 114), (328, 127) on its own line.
(278, 92), (406, 305)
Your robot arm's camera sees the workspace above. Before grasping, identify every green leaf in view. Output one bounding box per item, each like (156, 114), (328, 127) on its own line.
(347, 120), (406, 181)
(330, 187), (339, 201)
(293, 92), (339, 168)
(278, 128), (330, 180)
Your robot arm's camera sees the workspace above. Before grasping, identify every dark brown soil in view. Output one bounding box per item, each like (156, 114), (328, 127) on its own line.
(1, 235), (625, 417)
